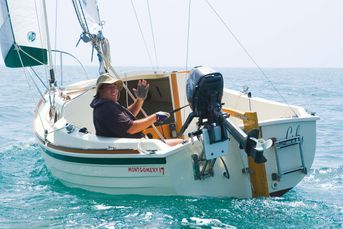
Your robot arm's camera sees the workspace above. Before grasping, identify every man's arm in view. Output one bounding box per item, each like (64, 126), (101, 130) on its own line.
(126, 113), (156, 134)
(128, 79), (149, 116)
(127, 99), (144, 117)
(126, 112), (170, 134)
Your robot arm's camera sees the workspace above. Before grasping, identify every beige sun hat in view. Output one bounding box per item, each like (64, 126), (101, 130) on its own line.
(95, 73), (123, 95)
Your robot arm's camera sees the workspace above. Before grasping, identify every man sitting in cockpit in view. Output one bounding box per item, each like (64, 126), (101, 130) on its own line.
(90, 73), (182, 146)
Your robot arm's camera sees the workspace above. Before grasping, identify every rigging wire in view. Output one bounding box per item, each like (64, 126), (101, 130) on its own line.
(204, 0), (298, 116)
(54, 0), (58, 67)
(130, 0), (155, 70)
(185, 0), (192, 71)
(33, 0), (50, 88)
(146, 0), (159, 69)
(14, 44), (47, 134)
(29, 67), (48, 90)
(28, 69), (46, 100)
(73, 0), (89, 33)
(79, 0), (90, 32)
(72, 0), (85, 31)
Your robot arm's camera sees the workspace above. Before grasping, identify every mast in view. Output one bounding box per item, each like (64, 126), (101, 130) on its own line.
(42, 0), (55, 86)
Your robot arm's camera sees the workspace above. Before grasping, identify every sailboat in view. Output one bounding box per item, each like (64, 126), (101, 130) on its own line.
(0, 0), (319, 198)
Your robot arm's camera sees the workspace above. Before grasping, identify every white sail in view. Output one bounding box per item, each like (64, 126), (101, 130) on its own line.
(73, 0), (102, 35)
(83, 0), (102, 34)
(0, 0), (47, 67)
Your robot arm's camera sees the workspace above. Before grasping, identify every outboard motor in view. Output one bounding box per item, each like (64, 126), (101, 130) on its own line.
(187, 66), (223, 122)
(179, 66), (270, 164)
(179, 66), (225, 139)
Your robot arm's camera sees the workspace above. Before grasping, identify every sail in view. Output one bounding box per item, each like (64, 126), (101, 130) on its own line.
(73, 0), (102, 35)
(0, 0), (47, 68)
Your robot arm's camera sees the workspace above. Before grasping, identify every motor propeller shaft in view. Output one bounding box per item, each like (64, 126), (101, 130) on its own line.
(222, 118), (270, 163)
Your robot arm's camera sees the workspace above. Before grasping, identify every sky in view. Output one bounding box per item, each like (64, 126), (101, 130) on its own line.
(1, 0), (343, 68)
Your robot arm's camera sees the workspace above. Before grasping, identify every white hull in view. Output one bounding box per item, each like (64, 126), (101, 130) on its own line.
(34, 70), (318, 198)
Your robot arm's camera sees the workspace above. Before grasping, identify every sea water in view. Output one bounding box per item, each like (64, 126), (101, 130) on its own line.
(0, 66), (342, 228)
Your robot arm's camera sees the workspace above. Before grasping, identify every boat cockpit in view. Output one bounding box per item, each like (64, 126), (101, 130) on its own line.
(59, 72), (179, 141)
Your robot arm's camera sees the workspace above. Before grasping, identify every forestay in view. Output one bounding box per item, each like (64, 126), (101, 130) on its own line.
(0, 0), (48, 67)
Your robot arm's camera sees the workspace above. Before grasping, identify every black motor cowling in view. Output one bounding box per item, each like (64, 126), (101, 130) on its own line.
(186, 66), (223, 120)
(179, 66), (268, 164)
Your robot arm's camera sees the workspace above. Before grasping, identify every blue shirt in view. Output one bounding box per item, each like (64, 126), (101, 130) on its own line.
(90, 98), (144, 138)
